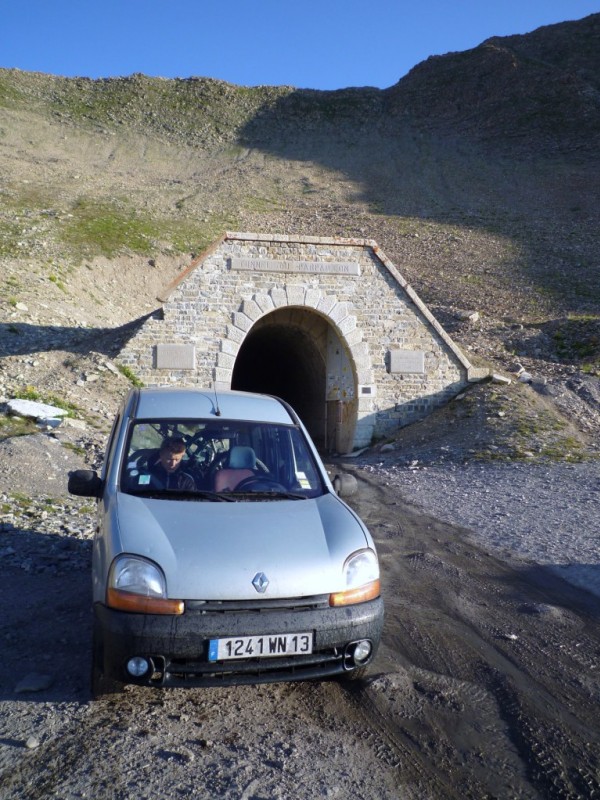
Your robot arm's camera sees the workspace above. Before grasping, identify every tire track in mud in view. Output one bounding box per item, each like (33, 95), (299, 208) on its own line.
(338, 671), (532, 800)
(479, 666), (600, 800)
(288, 678), (439, 800)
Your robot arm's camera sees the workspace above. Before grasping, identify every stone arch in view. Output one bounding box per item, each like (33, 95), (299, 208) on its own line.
(215, 286), (375, 452)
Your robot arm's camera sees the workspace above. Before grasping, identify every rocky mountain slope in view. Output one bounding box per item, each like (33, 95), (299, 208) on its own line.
(0, 13), (599, 459)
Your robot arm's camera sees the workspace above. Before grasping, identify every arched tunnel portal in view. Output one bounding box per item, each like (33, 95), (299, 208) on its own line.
(231, 307), (357, 453)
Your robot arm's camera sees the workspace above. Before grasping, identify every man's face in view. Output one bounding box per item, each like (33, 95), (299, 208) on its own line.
(160, 447), (185, 473)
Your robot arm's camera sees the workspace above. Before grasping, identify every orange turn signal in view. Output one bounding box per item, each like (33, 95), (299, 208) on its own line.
(107, 588), (184, 615)
(329, 579), (380, 607)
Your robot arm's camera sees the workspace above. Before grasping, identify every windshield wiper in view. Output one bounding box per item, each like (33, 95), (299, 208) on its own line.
(190, 490), (236, 502)
(126, 489), (235, 502)
(231, 491), (308, 500)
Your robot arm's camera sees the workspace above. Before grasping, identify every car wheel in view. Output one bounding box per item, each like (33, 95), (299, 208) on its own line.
(91, 621), (124, 700)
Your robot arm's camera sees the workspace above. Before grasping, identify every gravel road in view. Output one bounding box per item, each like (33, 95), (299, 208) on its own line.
(359, 458), (600, 598)
(1, 442), (600, 799)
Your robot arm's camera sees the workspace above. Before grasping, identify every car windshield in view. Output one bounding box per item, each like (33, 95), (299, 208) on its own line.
(120, 418), (326, 500)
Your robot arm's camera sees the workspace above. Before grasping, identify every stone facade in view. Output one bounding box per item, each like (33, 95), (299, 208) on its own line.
(119, 233), (485, 451)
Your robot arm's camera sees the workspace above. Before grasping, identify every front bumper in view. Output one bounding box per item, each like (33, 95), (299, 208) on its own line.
(94, 595), (384, 687)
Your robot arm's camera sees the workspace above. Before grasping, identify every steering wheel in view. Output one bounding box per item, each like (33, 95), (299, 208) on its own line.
(183, 432), (210, 461)
(129, 449), (158, 471)
(234, 475), (287, 492)
(187, 440), (216, 469)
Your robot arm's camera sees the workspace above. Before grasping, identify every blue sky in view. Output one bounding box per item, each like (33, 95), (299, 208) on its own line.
(2, 1), (599, 90)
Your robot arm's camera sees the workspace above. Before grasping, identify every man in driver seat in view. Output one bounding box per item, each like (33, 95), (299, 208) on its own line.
(149, 437), (196, 491)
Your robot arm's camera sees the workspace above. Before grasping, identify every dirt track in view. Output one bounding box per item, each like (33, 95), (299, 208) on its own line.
(1, 467), (599, 799)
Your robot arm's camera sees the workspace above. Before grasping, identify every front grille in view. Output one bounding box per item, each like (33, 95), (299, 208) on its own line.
(149, 649), (346, 687)
(185, 595), (330, 614)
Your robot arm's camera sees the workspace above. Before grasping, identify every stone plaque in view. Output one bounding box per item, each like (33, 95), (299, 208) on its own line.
(155, 344), (195, 370)
(388, 350), (425, 374)
(230, 258), (360, 276)
(358, 384), (376, 396)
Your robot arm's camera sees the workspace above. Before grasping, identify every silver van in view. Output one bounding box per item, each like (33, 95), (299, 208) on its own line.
(69, 388), (384, 697)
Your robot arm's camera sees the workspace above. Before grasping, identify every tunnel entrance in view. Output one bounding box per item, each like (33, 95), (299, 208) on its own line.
(230, 307), (356, 453)
(121, 232), (476, 451)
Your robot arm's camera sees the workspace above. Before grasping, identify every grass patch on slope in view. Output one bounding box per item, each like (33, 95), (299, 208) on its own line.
(0, 184), (238, 263)
(552, 315), (600, 371)
(61, 199), (158, 258)
(60, 198), (237, 260)
(0, 415), (38, 440)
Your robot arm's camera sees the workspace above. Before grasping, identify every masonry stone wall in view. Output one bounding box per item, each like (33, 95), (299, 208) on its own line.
(119, 233), (478, 449)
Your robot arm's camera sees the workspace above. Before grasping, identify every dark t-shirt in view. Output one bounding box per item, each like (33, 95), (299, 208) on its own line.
(149, 461), (196, 491)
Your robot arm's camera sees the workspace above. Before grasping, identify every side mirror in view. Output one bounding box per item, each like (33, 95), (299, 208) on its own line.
(333, 473), (358, 498)
(68, 469), (104, 498)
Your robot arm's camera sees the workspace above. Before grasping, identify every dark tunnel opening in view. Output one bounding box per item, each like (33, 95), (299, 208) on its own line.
(231, 321), (327, 449)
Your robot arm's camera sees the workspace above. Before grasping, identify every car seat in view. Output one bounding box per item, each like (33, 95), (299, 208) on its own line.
(213, 446), (257, 492)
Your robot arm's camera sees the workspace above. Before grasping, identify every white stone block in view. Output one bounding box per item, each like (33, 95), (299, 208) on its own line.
(316, 296), (337, 316)
(388, 350), (425, 374)
(232, 312), (253, 332)
(225, 325), (246, 343)
(220, 339), (240, 356)
(304, 288), (322, 308)
(357, 397), (375, 414)
(7, 399), (69, 420)
(344, 329), (364, 347)
(214, 367), (232, 384)
(337, 316), (357, 336)
(356, 369), (373, 386)
(329, 302), (350, 324)
(286, 285), (306, 306)
(241, 299), (262, 321)
(254, 293), (274, 313)
(217, 352), (235, 370)
(270, 288), (287, 307)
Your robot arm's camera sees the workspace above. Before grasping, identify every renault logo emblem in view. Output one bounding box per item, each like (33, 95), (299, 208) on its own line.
(252, 572), (269, 593)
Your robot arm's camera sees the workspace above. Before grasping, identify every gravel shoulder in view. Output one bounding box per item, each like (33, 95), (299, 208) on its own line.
(359, 458), (600, 598)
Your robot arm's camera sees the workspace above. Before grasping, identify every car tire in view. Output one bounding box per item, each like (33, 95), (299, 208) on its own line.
(91, 622), (124, 700)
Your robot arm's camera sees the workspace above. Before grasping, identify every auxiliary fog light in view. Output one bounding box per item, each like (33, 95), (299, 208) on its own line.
(127, 656), (150, 677)
(352, 640), (372, 665)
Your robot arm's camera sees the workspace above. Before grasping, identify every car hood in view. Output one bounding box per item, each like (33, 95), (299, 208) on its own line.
(113, 492), (369, 600)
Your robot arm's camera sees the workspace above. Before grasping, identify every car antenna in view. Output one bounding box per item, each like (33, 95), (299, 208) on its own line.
(212, 383), (221, 416)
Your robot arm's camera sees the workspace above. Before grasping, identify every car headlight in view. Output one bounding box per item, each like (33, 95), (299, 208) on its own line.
(107, 555), (184, 615)
(329, 549), (380, 607)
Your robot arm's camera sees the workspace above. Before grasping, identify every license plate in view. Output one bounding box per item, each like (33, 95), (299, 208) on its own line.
(208, 632), (313, 662)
